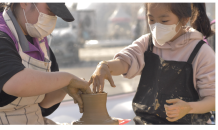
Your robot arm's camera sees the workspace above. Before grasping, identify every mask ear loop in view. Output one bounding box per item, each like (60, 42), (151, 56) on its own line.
(176, 22), (182, 34)
(23, 9), (29, 23)
(33, 3), (40, 13)
(182, 19), (190, 45)
(181, 19), (187, 45)
(23, 3), (39, 23)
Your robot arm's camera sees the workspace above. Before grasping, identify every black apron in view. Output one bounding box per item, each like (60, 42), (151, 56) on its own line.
(132, 34), (211, 124)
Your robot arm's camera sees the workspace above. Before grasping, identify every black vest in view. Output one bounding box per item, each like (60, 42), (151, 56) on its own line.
(132, 34), (211, 124)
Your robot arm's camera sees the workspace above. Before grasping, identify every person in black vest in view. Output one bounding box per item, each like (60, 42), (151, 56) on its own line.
(89, 3), (215, 124)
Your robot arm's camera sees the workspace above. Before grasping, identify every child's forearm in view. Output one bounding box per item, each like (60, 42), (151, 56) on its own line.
(188, 96), (215, 114)
(107, 59), (129, 76)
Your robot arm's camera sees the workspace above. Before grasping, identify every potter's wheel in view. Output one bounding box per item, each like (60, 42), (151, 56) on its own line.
(113, 118), (131, 125)
(72, 117), (131, 125)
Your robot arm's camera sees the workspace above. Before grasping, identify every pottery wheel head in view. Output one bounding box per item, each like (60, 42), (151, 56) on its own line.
(81, 92), (107, 96)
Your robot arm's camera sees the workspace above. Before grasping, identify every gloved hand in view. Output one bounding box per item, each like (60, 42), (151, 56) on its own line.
(63, 78), (92, 113)
(164, 99), (192, 122)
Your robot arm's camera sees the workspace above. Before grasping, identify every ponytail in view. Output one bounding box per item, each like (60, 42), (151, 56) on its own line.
(190, 3), (214, 38)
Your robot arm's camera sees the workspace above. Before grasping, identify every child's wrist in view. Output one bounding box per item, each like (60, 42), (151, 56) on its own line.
(187, 102), (194, 114)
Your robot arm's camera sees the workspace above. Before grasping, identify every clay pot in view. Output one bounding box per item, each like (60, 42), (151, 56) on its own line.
(73, 92), (119, 125)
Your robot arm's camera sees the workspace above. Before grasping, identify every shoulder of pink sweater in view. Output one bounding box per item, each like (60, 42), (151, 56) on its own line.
(193, 42), (215, 71)
(195, 43), (215, 65)
(114, 33), (150, 60)
(131, 33), (150, 51)
(134, 33), (150, 44)
(115, 33), (151, 56)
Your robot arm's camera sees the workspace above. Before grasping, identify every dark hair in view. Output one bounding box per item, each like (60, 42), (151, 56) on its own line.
(0, 2), (37, 17)
(145, 3), (214, 38)
(0, 2), (19, 14)
(0, 3), (7, 12)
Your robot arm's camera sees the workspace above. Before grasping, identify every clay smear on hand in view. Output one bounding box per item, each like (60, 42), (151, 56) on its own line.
(73, 92), (119, 125)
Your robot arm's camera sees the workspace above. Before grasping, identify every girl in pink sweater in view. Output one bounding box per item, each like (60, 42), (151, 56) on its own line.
(89, 3), (215, 124)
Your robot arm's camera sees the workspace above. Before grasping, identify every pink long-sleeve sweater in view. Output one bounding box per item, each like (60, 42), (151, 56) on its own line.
(114, 27), (215, 98)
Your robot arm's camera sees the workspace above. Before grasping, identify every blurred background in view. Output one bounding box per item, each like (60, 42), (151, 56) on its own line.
(49, 2), (215, 100)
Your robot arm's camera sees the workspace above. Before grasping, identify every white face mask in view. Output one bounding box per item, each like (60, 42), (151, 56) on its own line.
(23, 3), (57, 38)
(149, 22), (181, 46)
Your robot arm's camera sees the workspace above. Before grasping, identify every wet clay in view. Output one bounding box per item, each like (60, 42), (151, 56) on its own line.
(73, 92), (119, 125)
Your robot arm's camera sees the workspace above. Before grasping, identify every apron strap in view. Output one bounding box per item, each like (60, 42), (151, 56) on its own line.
(187, 40), (205, 64)
(5, 9), (30, 52)
(147, 33), (154, 52)
(146, 35), (205, 64)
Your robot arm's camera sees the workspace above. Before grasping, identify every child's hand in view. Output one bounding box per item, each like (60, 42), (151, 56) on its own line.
(164, 99), (192, 122)
(89, 62), (116, 93)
